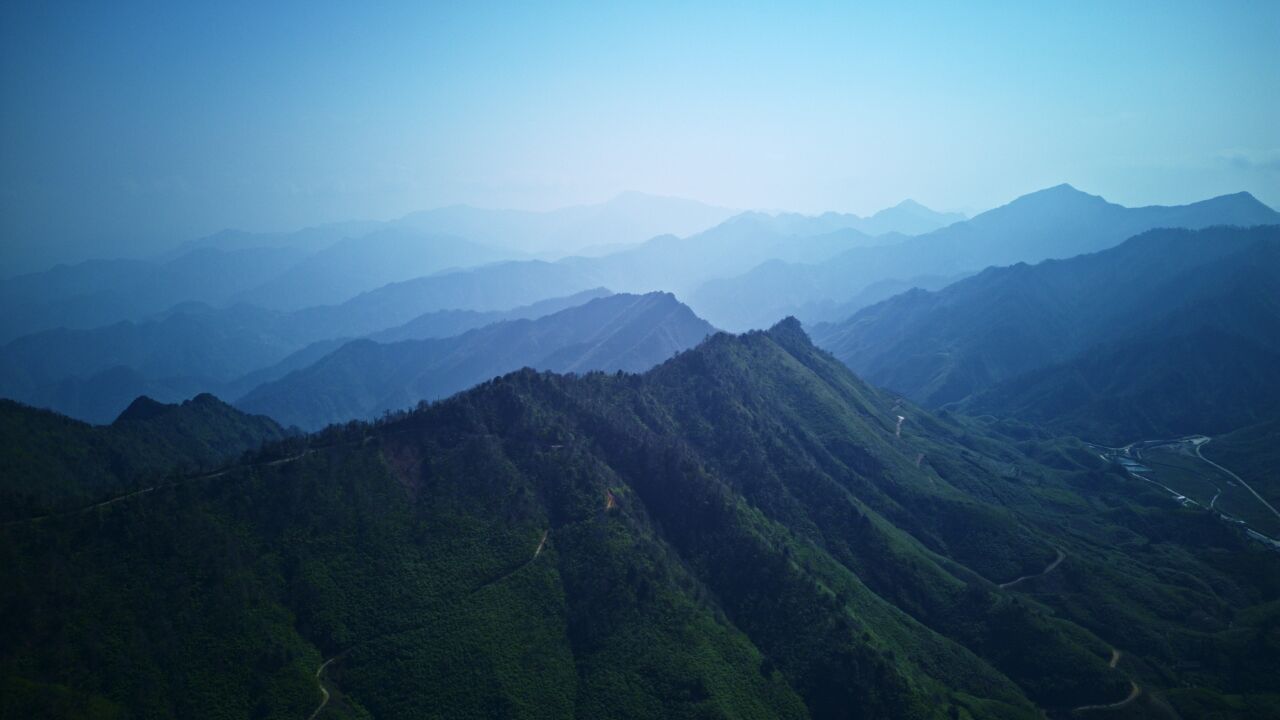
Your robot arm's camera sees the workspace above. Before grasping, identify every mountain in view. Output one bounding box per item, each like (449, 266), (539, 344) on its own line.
(285, 260), (604, 341)
(961, 326), (1280, 444)
(163, 219), (383, 257)
(0, 393), (286, 520)
(0, 193), (724, 340)
(811, 225), (1280, 440)
(0, 246), (309, 343)
(372, 199), (951, 306)
(221, 290), (620, 402)
(0, 287), (616, 424)
(690, 185), (1280, 330)
(367, 287), (613, 343)
(855, 198), (965, 236)
(766, 272), (967, 326)
(2, 365), (216, 426)
(4, 321), (1276, 718)
(399, 191), (737, 256)
(238, 292), (715, 430)
(231, 228), (515, 311)
(561, 216), (892, 296)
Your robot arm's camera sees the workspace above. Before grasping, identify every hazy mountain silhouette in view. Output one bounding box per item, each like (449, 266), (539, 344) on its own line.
(554, 200), (960, 296)
(398, 191), (738, 256)
(366, 287), (613, 343)
(0, 288), (617, 424)
(286, 260), (603, 340)
(0, 246), (308, 343)
(162, 219), (384, 257)
(0, 193), (729, 339)
(690, 185), (1280, 330)
(231, 228), (514, 310)
(1, 193), (962, 347)
(855, 198), (965, 235)
(238, 292), (715, 429)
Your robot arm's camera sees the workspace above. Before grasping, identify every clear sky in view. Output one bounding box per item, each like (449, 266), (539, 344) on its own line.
(3, 1), (1278, 271)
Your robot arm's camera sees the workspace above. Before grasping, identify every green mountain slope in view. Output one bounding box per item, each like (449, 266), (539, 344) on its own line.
(0, 393), (287, 521)
(811, 225), (1280, 440)
(961, 327), (1280, 444)
(1201, 419), (1280, 510)
(3, 322), (1277, 719)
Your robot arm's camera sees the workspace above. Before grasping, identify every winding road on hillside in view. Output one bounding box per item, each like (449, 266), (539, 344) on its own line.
(1195, 437), (1280, 525)
(2, 451), (313, 527)
(307, 657), (337, 720)
(1072, 681), (1141, 713)
(999, 548), (1065, 589)
(305, 528), (552, 718)
(1090, 435), (1280, 549)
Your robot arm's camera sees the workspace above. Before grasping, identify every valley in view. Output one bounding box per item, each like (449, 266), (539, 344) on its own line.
(1090, 436), (1280, 544)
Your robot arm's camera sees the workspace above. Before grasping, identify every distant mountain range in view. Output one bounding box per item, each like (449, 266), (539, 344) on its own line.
(0, 193), (967, 422)
(0, 246), (309, 343)
(229, 228), (514, 311)
(0, 194), (959, 343)
(238, 292), (715, 430)
(690, 185), (1280, 330)
(811, 224), (1280, 442)
(0, 193), (719, 339)
(397, 191), (738, 256)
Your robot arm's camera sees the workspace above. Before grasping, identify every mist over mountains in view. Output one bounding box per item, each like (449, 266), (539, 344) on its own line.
(5, 2), (1279, 716)
(0, 192), (965, 422)
(4, 184), (1273, 427)
(4, 182), (1280, 720)
(238, 292), (716, 430)
(691, 185), (1280, 330)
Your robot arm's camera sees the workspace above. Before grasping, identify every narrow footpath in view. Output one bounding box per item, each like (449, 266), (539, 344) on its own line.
(307, 657), (337, 720)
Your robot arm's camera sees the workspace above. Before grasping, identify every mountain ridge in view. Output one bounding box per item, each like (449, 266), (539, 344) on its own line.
(237, 292), (717, 430)
(688, 185), (1280, 330)
(811, 224), (1280, 440)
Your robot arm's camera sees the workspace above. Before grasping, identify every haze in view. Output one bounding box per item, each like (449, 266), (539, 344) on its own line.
(3, 1), (1278, 272)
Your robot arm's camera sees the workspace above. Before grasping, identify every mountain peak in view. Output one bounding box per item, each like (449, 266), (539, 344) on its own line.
(893, 198), (929, 211)
(766, 316), (812, 350)
(113, 395), (174, 424)
(999, 183), (1108, 212)
(1028, 183), (1091, 200)
(1199, 190), (1272, 210)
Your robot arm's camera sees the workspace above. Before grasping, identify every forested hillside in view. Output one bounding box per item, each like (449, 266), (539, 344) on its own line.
(4, 322), (1276, 719)
(812, 225), (1280, 442)
(0, 394), (287, 521)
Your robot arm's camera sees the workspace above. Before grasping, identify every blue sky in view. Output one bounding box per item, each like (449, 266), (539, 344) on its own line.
(3, 1), (1278, 270)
